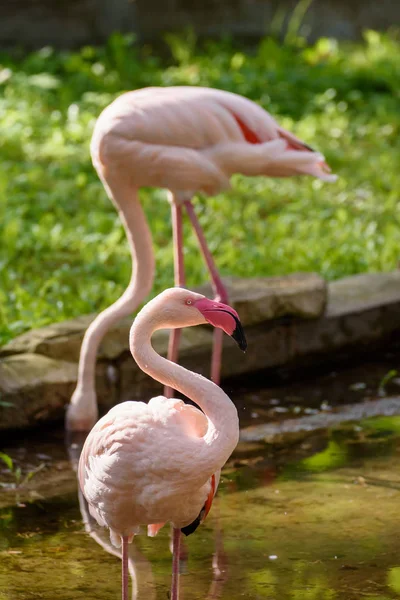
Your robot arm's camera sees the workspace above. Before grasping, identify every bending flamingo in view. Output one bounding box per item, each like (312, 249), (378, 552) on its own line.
(78, 286), (246, 600)
(67, 85), (336, 431)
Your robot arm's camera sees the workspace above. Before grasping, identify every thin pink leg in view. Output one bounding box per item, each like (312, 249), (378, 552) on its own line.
(171, 527), (181, 600)
(172, 203), (186, 289)
(184, 201), (228, 303)
(184, 200), (228, 386)
(122, 535), (129, 600)
(165, 201), (186, 398)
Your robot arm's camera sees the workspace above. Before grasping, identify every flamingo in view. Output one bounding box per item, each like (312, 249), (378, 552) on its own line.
(78, 286), (246, 600)
(66, 85), (336, 432)
(72, 444), (227, 600)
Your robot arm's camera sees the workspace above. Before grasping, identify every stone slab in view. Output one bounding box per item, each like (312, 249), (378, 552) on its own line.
(0, 274), (327, 363)
(327, 271), (400, 317)
(240, 396), (400, 444)
(1, 272), (400, 431)
(196, 273), (327, 325)
(0, 354), (115, 430)
(0, 314), (94, 361)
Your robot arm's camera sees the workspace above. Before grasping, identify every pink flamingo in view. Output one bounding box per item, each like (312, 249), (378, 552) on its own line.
(66, 86), (336, 431)
(78, 286), (246, 600)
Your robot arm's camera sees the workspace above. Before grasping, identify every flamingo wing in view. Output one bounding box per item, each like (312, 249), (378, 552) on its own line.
(147, 471), (217, 538)
(180, 472), (218, 536)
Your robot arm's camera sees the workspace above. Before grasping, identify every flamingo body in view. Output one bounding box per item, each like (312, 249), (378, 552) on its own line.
(79, 397), (214, 544)
(92, 86), (336, 194)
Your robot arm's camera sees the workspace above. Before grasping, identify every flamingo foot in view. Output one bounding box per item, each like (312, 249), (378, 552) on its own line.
(66, 387), (98, 432)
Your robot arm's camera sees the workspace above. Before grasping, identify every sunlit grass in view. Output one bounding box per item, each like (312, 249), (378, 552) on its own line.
(0, 31), (399, 344)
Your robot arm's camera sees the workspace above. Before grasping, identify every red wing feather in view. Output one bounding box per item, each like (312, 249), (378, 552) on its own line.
(202, 473), (217, 521)
(233, 114), (261, 144)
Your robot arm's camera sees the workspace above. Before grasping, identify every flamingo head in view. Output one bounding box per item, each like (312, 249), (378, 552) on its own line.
(193, 297), (247, 352)
(150, 288), (247, 352)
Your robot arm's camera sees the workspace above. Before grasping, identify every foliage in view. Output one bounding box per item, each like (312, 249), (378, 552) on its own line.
(0, 31), (399, 344)
(378, 369), (398, 396)
(0, 452), (45, 489)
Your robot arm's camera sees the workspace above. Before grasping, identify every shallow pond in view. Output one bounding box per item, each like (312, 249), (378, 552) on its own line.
(1, 356), (400, 600)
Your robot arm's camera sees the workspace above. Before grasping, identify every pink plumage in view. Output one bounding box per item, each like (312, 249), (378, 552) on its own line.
(79, 397), (213, 543)
(92, 86), (336, 191)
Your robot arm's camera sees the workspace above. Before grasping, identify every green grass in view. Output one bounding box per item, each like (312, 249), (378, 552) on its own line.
(0, 31), (399, 345)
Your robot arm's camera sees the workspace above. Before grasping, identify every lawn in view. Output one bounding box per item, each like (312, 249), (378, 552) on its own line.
(0, 31), (399, 345)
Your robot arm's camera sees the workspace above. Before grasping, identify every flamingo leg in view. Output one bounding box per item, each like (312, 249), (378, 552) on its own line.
(165, 200), (186, 398)
(184, 200), (228, 386)
(171, 528), (181, 600)
(122, 535), (129, 600)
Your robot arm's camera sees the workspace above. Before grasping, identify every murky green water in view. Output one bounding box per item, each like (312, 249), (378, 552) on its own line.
(1, 413), (400, 600)
(2, 351), (400, 599)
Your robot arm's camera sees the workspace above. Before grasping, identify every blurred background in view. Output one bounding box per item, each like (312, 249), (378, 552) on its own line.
(0, 0), (399, 346)
(1, 0), (399, 48)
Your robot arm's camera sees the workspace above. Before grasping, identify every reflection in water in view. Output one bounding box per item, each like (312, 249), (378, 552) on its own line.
(2, 412), (400, 598)
(78, 488), (156, 600)
(207, 508), (229, 600)
(66, 432), (228, 600)
(67, 431), (155, 599)
(67, 432), (156, 599)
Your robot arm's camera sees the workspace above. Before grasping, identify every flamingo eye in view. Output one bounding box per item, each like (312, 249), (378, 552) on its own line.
(186, 299), (192, 306)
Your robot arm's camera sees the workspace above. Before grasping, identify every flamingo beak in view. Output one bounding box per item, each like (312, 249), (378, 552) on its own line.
(193, 298), (247, 352)
(231, 320), (247, 352)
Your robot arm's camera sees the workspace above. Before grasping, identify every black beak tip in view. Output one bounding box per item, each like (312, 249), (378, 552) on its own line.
(238, 339), (248, 353)
(231, 321), (247, 353)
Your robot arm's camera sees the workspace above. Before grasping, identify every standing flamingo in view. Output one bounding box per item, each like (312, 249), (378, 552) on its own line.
(78, 286), (246, 600)
(67, 86), (336, 431)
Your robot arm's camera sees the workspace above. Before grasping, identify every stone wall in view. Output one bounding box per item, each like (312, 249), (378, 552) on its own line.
(1, 0), (398, 49)
(2, 271), (400, 432)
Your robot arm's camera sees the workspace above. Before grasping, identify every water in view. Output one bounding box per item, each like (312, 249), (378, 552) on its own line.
(1, 358), (400, 599)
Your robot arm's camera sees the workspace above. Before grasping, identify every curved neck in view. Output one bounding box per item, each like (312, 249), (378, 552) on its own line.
(130, 316), (239, 479)
(76, 186), (155, 393)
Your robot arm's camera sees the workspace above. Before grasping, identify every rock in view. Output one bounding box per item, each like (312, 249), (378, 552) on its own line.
(0, 354), (115, 430)
(196, 273), (327, 325)
(0, 314), (94, 361)
(0, 312), (138, 363)
(327, 271), (400, 317)
(240, 396), (400, 444)
(0, 274), (327, 363)
(2, 272), (400, 432)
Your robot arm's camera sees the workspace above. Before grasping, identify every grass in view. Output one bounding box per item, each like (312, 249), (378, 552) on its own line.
(0, 31), (399, 345)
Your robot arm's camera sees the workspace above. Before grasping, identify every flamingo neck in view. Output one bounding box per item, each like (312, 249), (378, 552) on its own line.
(75, 186), (155, 394)
(129, 317), (239, 476)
